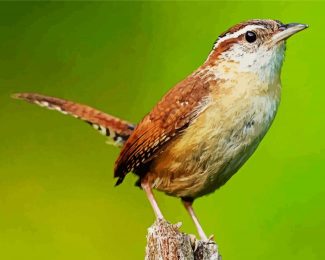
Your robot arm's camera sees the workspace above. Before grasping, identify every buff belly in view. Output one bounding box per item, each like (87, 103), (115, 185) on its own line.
(146, 93), (279, 199)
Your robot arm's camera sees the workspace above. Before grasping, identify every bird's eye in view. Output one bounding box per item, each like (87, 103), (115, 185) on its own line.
(245, 31), (257, 43)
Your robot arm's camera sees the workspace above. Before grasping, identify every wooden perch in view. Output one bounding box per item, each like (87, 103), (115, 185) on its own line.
(145, 219), (221, 260)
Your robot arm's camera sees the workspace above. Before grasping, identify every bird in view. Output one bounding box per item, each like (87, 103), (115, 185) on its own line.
(13, 19), (308, 241)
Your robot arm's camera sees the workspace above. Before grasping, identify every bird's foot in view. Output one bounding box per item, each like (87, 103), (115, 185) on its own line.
(189, 233), (216, 252)
(189, 234), (200, 252)
(208, 234), (215, 241)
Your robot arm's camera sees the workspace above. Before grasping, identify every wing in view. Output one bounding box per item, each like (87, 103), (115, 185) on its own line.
(13, 93), (135, 147)
(114, 74), (212, 185)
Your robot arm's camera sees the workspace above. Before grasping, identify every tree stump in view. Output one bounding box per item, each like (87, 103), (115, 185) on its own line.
(145, 219), (221, 260)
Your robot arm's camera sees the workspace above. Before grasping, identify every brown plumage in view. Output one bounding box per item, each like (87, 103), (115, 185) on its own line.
(13, 19), (308, 240)
(13, 93), (134, 147)
(114, 74), (211, 184)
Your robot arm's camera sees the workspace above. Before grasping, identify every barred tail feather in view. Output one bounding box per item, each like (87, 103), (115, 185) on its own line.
(12, 93), (135, 147)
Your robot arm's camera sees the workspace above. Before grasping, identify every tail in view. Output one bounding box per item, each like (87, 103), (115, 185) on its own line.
(12, 93), (135, 147)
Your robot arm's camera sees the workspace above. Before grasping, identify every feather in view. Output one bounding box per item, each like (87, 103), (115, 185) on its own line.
(114, 73), (212, 184)
(12, 93), (135, 147)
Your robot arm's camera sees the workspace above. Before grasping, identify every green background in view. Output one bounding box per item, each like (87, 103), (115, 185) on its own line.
(0, 1), (323, 259)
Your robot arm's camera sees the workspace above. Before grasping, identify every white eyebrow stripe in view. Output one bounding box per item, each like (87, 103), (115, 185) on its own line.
(214, 25), (265, 49)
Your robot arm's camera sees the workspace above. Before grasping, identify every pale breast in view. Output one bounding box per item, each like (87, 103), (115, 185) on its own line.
(147, 77), (281, 199)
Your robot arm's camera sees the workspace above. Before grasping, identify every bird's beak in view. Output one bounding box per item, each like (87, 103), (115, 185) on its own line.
(272, 23), (308, 43)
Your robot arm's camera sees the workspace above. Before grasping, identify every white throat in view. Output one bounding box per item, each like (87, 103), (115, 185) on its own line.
(220, 43), (286, 83)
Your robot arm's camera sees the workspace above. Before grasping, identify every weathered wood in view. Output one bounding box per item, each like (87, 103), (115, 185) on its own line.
(145, 219), (221, 260)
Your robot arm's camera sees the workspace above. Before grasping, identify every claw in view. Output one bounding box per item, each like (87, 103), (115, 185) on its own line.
(189, 234), (199, 252)
(174, 222), (182, 229)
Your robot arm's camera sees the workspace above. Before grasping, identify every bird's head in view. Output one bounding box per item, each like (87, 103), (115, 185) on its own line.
(206, 19), (308, 82)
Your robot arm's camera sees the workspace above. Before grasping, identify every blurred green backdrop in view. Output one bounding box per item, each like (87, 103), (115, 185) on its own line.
(0, 1), (323, 259)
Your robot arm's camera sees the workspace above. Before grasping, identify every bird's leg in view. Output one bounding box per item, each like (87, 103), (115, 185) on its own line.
(141, 179), (164, 219)
(182, 199), (208, 241)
